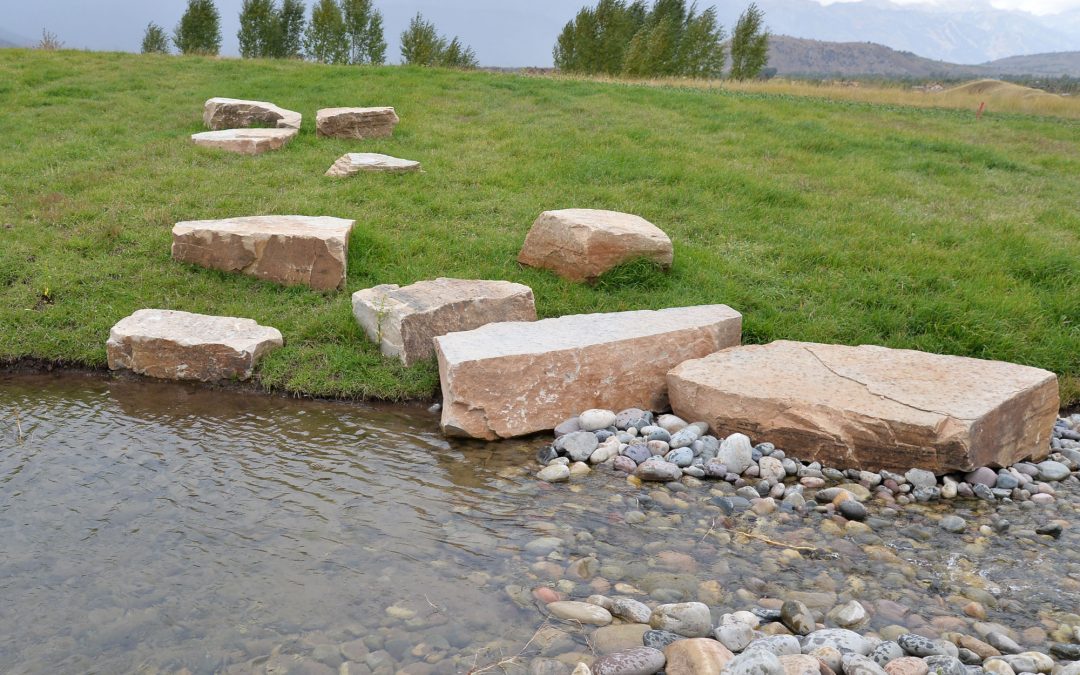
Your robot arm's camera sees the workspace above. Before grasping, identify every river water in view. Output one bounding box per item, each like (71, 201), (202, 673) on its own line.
(1, 373), (1078, 674)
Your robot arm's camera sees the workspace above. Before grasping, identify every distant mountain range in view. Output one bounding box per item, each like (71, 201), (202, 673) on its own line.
(744, 0), (1080, 65)
(768, 35), (1080, 78)
(0, 28), (31, 48)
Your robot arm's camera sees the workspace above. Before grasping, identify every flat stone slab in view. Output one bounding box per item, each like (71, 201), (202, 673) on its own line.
(107, 309), (283, 382)
(435, 305), (742, 439)
(326, 153), (421, 177)
(668, 340), (1059, 474)
(517, 209), (674, 283)
(191, 128), (297, 155)
(316, 107), (399, 139)
(172, 215), (355, 291)
(353, 278), (536, 367)
(203, 97), (302, 130)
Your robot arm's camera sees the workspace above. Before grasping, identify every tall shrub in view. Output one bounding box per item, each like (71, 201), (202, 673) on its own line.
(341, 0), (387, 64)
(141, 23), (170, 54)
(554, 0), (728, 78)
(174, 0), (222, 55)
(304, 0), (349, 64)
(729, 2), (769, 80)
(238, 0), (278, 58)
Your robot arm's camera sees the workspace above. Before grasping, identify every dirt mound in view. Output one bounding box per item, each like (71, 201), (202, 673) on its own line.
(944, 79), (1055, 99)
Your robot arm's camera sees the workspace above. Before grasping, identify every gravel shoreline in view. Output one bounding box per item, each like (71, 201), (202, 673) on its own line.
(535, 409), (1080, 519)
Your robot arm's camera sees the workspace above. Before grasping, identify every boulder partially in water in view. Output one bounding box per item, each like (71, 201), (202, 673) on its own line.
(106, 309), (283, 382)
(434, 305), (742, 440)
(668, 341), (1058, 474)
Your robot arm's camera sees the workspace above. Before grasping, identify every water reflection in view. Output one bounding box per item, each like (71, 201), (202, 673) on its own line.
(1, 373), (1077, 674)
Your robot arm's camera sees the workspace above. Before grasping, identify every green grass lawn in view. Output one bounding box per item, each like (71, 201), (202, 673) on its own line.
(1, 50), (1078, 404)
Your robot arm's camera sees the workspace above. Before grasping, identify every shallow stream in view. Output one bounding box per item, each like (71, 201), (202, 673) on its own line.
(1, 373), (1077, 674)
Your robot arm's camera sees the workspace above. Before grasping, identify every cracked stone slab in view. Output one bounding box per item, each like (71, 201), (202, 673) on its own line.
(203, 97), (302, 130)
(172, 215), (355, 291)
(517, 209), (674, 283)
(107, 309), (283, 382)
(191, 128), (298, 155)
(353, 278), (536, 367)
(434, 305), (742, 440)
(316, 107), (399, 139)
(325, 153), (421, 177)
(667, 340), (1058, 474)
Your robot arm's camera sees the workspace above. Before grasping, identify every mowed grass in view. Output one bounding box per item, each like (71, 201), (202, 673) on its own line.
(1, 50), (1078, 403)
(559, 74), (1080, 120)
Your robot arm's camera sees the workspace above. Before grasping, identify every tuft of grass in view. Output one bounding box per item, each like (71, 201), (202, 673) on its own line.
(1, 50), (1078, 405)
(593, 258), (673, 292)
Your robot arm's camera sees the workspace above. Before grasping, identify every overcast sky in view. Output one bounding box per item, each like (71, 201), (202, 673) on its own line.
(3, 0), (1078, 65)
(820, 0), (1080, 13)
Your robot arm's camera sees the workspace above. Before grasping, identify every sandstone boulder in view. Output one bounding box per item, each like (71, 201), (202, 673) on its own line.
(352, 278), (537, 366)
(203, 97), (302, 130)
(664, 638), (734, 675)
(172, 215), (355, 291)
(316, 107), (399, 139)
(668, 341), (1058, 474)
(107, 309), (283, 381)
(517, 209), (673, 283)
(190, 128), (297, 155)
(325, 153), (420, 177)
(435, 305), (742, 439)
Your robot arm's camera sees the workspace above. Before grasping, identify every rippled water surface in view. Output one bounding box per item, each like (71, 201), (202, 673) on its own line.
(1, 373), (1078, 674)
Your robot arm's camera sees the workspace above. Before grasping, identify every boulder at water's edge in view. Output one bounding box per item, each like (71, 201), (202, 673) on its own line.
(435, 305), (742, 439)
(668, 340), (1058, 473)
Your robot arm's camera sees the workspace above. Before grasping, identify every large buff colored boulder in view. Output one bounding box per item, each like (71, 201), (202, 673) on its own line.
(203, 97), (302, 130)
(190, 128), (298, 155)
(517, 209), (673, 283)
(434, 305), (742, 439)
(172, 215), (355, 291)
(668, 341), (1058, 474)
(107, 309), (283, 382)
(316, 107), (399, 139)
(352, 278), (537, 366)
(663, 638), (734, 675)
(325, 153), (420, 177)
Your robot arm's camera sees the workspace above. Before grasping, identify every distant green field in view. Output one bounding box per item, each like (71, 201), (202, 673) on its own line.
(1, 50), (1078, 404)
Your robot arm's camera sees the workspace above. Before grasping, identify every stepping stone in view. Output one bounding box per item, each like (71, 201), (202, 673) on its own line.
(517, 209), (674, 283)
(190, 128), (297, 155)
(352, 278), (536, 367)
(203, 97), (302, 130)
(172, 215), (355, 291)
(434, 305), (742, 439)
(325, 153), (421, 177)
(107, 309), (283, 382)
(667, 341), (1059, 474)
(316, 107), (399, 139)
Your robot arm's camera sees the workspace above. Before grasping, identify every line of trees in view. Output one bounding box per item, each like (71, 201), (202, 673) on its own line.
(554, 0), (769, 80)
(141, 0), (476, 69)
(399, 13), (478, 69)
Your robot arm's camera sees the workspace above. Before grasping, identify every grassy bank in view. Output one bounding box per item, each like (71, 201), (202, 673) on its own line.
(1, 50), (1078, 403)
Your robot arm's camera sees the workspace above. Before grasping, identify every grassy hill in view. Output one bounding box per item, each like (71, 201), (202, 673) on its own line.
(1, 50), (1078, 404)
(983, 51), (1080, 77)
(768, 35), (1080, 78)
(767, 36), (982, 78)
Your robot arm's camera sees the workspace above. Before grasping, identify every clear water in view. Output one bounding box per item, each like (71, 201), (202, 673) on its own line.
(1, 373), (1077, 674)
